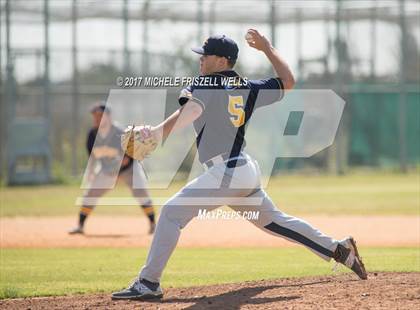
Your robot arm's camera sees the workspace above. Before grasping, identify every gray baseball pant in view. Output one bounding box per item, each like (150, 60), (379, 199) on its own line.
(139, 154), (338, 283)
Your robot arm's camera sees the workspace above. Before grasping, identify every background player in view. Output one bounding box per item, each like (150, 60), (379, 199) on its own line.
(69, 104), (156, 235)
(112, 29), (367, 300)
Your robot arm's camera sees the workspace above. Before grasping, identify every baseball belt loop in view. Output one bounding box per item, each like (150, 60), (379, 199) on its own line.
(204, 154), (225, 169)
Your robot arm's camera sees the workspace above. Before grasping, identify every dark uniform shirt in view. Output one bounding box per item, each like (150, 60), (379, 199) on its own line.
(178, 70), (284, 163)
(87, 124), (132, 175)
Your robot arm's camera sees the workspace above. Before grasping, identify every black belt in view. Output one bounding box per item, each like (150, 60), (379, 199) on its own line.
(204, 153), (247, 169)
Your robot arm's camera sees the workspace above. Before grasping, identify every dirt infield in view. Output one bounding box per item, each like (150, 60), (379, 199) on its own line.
(0, 272), (418, 309)
(1, 215), (419, 248)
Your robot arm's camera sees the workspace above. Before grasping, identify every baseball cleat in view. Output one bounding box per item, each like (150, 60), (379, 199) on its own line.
(112, 278), (163, 300)
(148, 222), (156, 235)
(334, 236), (368, 280)
(68, 226), (84, 235)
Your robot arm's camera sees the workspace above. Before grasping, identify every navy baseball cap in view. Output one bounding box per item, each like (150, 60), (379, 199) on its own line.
(191, 35), (239, 60)
(90, 103), (111, 114)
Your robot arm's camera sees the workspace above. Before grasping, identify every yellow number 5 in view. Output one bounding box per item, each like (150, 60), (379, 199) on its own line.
(228, 95), (245, 127)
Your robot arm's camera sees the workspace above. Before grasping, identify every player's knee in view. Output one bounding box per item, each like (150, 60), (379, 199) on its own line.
(132, 188), (149, 199)
(80, 205), (94, 216)
(159, 204), (176, 220)
(141, 200), (155, 216)
(141, 199), (153, 208)
(160, 204), (192, 229)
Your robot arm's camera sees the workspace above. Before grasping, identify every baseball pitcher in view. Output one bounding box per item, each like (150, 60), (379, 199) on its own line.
(112, 29), (367, 300)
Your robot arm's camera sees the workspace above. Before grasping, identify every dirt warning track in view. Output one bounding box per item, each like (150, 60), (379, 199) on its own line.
(1, 215), (418, 248)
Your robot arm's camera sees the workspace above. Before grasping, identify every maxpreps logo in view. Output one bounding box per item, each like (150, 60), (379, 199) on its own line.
(79, 89), (345, 192)
(197, 209), (260, 221)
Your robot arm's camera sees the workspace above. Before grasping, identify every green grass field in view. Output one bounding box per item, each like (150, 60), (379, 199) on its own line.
(0, 171), (418, 299)
(0, 247), (419, 299)
(1, 171), (419, 217)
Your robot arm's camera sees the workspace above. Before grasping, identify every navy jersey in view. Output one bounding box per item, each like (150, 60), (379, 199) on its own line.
(87, 124), (133, 174)
(179, 70), (284, 163)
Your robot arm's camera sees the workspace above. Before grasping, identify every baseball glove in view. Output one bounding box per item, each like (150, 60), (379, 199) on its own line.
(120, 125), (158, 160)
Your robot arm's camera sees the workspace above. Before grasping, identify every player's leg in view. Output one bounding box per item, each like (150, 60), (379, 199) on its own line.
(228, 156), (366, 279)
(229, 191), (338, 260)
(229, 155), (338, 259)
(138, 200), (155, 234)
(140, 186), (220, 283)
(229, 189), (367, 279)
(112, 168), (225, 299)
(69, 173), (111, 234)
(69, 188), (109, 234)
(121, 162), (156, 234)
(113, 162), (259, 300)
(136, 161), (260, 285)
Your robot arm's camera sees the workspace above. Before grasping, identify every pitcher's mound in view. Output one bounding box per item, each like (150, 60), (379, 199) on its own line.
(1, 272), (419, 309)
